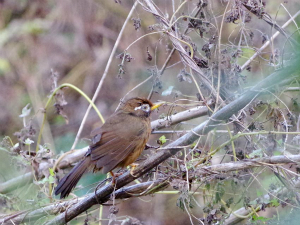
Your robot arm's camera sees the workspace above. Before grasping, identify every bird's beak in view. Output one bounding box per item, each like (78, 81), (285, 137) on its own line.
(151, 102), (164, 111)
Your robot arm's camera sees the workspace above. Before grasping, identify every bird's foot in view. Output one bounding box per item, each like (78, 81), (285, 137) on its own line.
(110, 171), (123, 185)
(129, 163), (139, 177)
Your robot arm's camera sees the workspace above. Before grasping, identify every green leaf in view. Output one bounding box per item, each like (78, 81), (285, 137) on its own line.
(49, 168), (54, 176)
(190, 142), (197, 148)
(252, 214), (271, 222)
(159, 135), (167, 145)
(270, 198), (280, 207)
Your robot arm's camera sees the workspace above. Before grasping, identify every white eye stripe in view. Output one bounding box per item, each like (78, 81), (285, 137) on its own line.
(134, 106), (142, 111)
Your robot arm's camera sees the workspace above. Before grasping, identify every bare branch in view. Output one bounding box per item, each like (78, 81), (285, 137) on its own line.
(151, 106), (208, 130)
(0, 179), (168, 225)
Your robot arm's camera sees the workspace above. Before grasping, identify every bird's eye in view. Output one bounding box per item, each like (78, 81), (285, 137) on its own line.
(134, 103), (150, 112)
(141, 104), (150, 112)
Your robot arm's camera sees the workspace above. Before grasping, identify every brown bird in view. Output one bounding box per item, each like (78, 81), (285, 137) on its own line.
(54, 97), (161, 198)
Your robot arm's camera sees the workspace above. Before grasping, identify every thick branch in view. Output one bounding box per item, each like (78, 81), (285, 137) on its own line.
(151, 106), (208, 130)
(114, 178), (169, 199)
(0, 179), (168, 225)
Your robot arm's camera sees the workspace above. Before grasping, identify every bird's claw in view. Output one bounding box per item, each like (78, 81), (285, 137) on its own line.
(110, 171), (123, 185)
(129, 163), (139, 177)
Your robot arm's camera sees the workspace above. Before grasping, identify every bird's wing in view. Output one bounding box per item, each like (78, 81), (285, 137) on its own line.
(88, 112), (149, 173)
(89, 131), (138, 173)
(91, 111), (149, 141)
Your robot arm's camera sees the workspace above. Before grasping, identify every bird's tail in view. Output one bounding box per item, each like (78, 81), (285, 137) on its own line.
(54, 157), (91, 199)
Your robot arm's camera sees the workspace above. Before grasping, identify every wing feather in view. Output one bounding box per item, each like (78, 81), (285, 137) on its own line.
(89, 131), (138, 173)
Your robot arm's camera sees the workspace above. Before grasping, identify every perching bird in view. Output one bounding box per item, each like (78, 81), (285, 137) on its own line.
(54, 97), (161, 198)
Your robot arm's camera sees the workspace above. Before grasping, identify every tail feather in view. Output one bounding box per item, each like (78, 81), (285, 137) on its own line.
(54, 157), (91, 198)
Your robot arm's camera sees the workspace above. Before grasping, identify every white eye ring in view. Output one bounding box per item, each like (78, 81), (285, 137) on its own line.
(135, 104), (150, 112)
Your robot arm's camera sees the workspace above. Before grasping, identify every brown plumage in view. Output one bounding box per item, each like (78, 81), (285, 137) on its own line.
(54, 97), (160, 199)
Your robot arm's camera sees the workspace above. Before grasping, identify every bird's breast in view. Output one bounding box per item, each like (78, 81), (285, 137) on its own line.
(119, 137), (149, 167)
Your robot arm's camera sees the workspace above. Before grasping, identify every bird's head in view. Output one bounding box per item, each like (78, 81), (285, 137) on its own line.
(120, 97), (163, 117)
